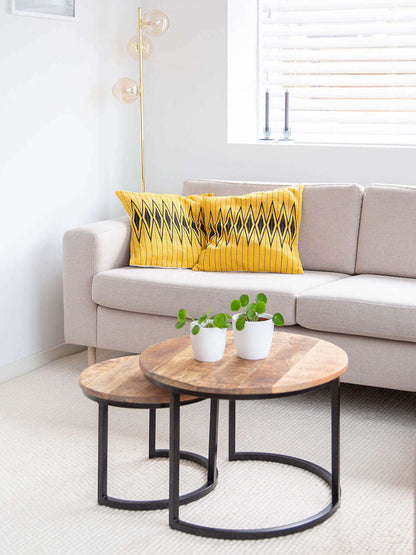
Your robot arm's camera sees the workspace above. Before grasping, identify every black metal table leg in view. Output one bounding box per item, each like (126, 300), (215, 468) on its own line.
(170, 380), (341, 540)
(331, 378), (340, 506)
(170, 394), (220, 532)
(169, 391), (181, 526)
(97, 402), (108, 505)
(149, 408), (156, 459)
(228, 400), (236, 461)
(208, 399), (219, 484)
(97, 400), (217, 511)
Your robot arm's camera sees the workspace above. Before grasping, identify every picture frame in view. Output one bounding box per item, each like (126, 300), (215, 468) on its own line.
(11, 0), (75, 21)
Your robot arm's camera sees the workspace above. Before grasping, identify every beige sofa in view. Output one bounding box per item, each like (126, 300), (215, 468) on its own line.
(63, 180), (416, 392)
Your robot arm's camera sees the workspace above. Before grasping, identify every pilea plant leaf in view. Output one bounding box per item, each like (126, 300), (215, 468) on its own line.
(256, 301), (266, 314)
(213, 313), (227, 328)
(240, 294), (249, 307)
(175, 308), (231, 332)
(272, 313), (284, 326)
(198, 310), (210, 324)
(233, 293), (283, 331)
(246, 303), (258, 321)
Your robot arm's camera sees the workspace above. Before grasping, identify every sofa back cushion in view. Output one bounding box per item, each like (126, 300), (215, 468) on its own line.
(356, 184), (416, 278)
(182, 180), (363, 274)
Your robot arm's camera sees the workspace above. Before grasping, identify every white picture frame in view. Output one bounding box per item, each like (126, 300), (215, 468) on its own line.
(11, 0), (75, 21)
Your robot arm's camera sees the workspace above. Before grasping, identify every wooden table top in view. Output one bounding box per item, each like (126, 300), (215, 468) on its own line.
(140, 332), (348, 398)
(79, 356), (198, 406)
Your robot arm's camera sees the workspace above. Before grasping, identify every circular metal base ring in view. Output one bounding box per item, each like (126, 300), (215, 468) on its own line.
(171, 451), (339, 539)
(99, 449), (218, 511)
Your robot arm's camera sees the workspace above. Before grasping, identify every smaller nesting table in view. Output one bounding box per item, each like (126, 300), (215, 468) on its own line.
(79, 355), (217, 510)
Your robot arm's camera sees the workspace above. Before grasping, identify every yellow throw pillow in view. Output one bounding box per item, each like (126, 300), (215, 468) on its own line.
(193, 186), (304, 273)
(116, 191), (210, 268)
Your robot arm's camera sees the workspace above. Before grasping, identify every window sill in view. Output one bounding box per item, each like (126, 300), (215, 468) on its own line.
(228, 139), (416, 149)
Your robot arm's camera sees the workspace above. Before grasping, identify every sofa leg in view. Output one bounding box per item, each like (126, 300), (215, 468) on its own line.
(88, 346), (97, 366)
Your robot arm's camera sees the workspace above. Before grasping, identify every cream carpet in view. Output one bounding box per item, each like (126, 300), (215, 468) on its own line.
(1, 350), (414, 554)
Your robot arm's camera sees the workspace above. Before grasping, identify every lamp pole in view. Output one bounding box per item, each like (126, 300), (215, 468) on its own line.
(112, 9), (169, 192)
(138, 8), (145, 192)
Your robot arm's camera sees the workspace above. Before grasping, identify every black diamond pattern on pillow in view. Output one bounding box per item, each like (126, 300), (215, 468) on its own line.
(206, 201), (298, 250)
(130, 199), (206, 246)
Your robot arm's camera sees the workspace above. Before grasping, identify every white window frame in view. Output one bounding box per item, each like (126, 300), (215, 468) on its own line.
(228, 0), (416, 147)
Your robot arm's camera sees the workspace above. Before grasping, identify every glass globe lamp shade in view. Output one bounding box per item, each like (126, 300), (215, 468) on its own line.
(142, 9), (169, 36)
(127, 35), (152, 60)
(112, 78), (139, 104)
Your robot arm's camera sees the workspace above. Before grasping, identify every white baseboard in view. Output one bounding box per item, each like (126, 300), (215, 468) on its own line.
(0, 343), (86, 384)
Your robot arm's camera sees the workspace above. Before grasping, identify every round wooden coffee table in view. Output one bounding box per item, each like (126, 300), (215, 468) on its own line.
(79, 355), (217, 511)
(140, 332), (348, 539)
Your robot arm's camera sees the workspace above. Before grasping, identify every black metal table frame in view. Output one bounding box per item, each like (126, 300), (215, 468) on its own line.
(83, 393), (218, 511)
(165, 378), (340, 540)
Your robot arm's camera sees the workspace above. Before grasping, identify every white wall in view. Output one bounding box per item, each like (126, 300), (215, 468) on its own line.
(0, 0), (139, 376)
(141, 0), (416, 193)
(227, 0), (258, 143)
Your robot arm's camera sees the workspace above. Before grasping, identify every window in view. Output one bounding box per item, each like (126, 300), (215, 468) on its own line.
(228, 0), (416, 145)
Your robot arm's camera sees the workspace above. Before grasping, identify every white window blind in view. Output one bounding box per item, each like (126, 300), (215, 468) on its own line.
(259, 0), (416, 144)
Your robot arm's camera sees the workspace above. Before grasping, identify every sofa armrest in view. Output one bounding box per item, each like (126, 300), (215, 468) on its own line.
(63, 217), (130, 347)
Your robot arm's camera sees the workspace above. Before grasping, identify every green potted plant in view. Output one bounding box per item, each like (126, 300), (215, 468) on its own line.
(175, 309), (231, 362)
(230, 293), (284, 360)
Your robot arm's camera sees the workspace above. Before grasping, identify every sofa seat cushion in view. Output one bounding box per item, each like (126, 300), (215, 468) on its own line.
(92, 267), (348, 326)
(297, 274), (416, 342)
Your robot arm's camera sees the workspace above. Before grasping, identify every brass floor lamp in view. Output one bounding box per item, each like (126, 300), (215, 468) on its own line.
(113, 8), (169, 192)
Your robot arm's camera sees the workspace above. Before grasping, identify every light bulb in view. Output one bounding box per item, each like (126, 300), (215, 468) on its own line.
(112, 78), (139, 104)
(142, 9), (169, 36)
(127, 35), (152, 60)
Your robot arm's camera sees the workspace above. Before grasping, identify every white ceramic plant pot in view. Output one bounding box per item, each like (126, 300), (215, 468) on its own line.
(190, 323), (227, 362)
(232, 313), (274, 360)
